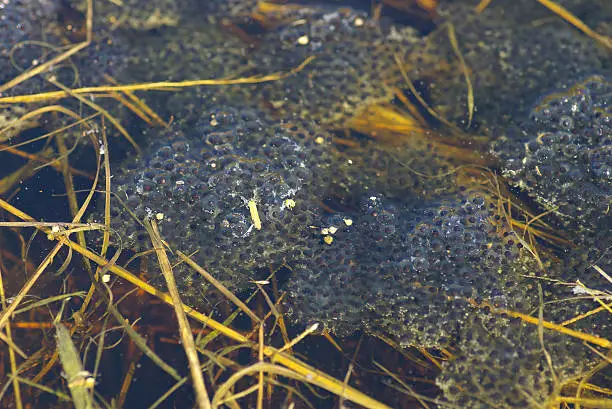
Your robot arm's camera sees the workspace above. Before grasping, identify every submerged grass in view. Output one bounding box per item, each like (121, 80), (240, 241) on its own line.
(0, 194), (399, 408)
(0, 57), (316, 105)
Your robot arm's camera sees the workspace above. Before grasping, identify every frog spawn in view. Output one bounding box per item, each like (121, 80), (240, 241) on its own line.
(86, 3), (612, 407)
(498, 77), (611, 254)
(287, 192), (540, 348)
(104, 108), (332, 298)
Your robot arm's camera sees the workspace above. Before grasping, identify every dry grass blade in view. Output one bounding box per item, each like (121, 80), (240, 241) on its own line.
(338, 363), (354, 409)
(55, 130), (87, 258)
(446, 23), (475, 128)
(103, 74), (169, 127)
(0, 0), (92, 93)
(536, 0), (612, 49)
(200, 349), (318, 408)
(100, 121), (112, 258)
(554, 397), (612, 408)
(148, 376), (190, 409)
(373, 361), (433, 409)
(9, 376), (71, 402)
(574, 349), (611, 409)
(145, 219), (212, 409)
(418, 347), (443, 371)
(0, 329), (27, 360)
(573, 281), (612, 315)
(345, 102), (429, 136)
(101, 92), (156, 126)
(252, 282), (286, 341)
(12, 291), (86, 316)
(0, 265), (23, 409)
(0, 221), (102, 229)
(211, 361), (391, 409)
(211, 363), (302, 408)
(393, 53), (459, 132)
(199, 284), (270, 349)
(584, 345), (612, 367)
(117, 351), (139, 408)
(0, 241), (64, 330)
(264, 349), (393, 409)
(47, 78), (141, 153)
(276, 323), (319, 355)
(476, 0), (612, 51)
(0, 44), (89, 94)
(560, 302), (612, 327)
(593, 265), (612, 285)
(322, 330), (343, 353)
(0, 57), (316, 105)
(489, 306), (611, 348)
(537, 284), (559, 391)
(257, 324), (264, 409)
(55, 324), (97, 409)
(475, 0), (493, 13)
(89, 316), (110, 405)
(177, 251), (260, 323)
